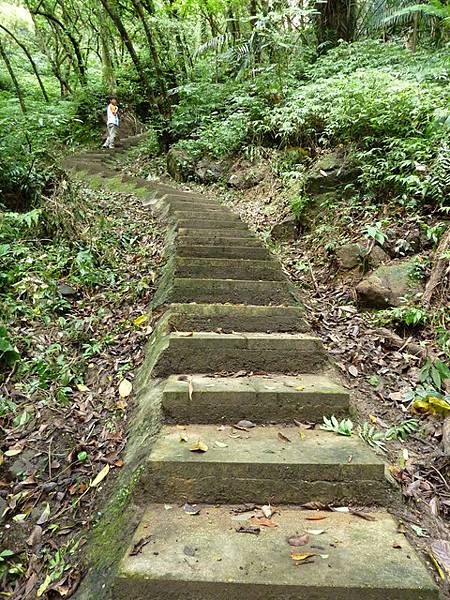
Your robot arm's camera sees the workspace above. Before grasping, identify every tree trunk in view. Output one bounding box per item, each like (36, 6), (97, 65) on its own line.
(98, 0), (149, 92)
(0, 37), (26, 113)
(0, 24), (49, 102)
(422, 227), (450, 306)
(315, 0), (357, 48)
(33, 10), (88, 85)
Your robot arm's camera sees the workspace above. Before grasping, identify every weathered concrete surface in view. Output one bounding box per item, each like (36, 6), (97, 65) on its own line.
(153, 332), (327, 376)
(178, 227), (254, 238)
(162, 373), (348, 423)
(168, 277), (299, 305)
(140, 425), (387, 505)
(165, 303), (308, 333)
(175, 218), (249, 230)
(178, 233), (262, 247)
(114, 507), (438, 600)
(173, 257), (287, 281)
(176, 244), (271, 259)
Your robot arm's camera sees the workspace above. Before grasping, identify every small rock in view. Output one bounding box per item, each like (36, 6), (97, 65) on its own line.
(305, 150), (360, 194)
(166, 148), (195, 182)
(356, 259), (423, 308)
(58, 283), (77, 297)
(365, 245), (390, 270)
(228, 166), (265, 190)
(270, 216), (300, 241)
(336, 244), (362, 270)
(195, 157), (229, 183)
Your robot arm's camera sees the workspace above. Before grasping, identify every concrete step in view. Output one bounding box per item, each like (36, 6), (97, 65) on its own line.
(172, 209), (235, 220)
(168, 277), (298, 306)
(167, 277), (299, 306)
(176, 244), (271, 259)
(176, 219), (248, 230)
(152, 331), (327, 376)
(167, 201), (224, 213)
(178, 233), (261, 246)
(162, 374), (349, 423)
(114, 506), (438, 600)
(166, 303), (308, 333)
(139, 425), (387, 504)
(173, 257), (286, 281)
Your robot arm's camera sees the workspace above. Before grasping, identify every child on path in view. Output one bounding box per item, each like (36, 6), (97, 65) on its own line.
(103, 96), (119, 149)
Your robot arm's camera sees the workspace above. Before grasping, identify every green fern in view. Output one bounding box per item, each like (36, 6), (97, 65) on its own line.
(321, 416), (354, 436)
(385, 418), (419, 440)
(358, 422), (387, 451)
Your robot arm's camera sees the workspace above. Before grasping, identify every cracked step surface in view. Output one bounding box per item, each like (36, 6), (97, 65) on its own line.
(152, 331), (326, 376)
(162, 373), (349, 423)
(140, 425), (387, 505)
(114, 506), (437, 600)
(176, 245), (271, 259)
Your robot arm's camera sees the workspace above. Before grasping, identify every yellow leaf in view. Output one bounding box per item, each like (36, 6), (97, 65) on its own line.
(295, 386), (305, 391)
(412, 396), (450, 416)
(179, 433), (189, 443)
(91, 464), (110, 487)
(37, 574), (52, 597)
(291, 551), (316, 561)
(369, 414), (377, 424)
(77, 383), (89, 392)
(190, 440), (208, 453)
(116, 399), (128, 410)
(133, 314), (148, 326)
(119, 379), (132, 398)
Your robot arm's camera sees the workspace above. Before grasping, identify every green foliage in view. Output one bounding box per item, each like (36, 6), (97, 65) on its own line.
(420, 358), (450, 391)
(320, 415), (354, 436)
(363, 222), (387, 245)
(386, 305), (429, 327)
(358, 421), (386, 451)
(385, 418), (419, 440)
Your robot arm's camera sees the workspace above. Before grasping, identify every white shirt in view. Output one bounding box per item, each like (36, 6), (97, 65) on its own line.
(107, 104), (119, 126)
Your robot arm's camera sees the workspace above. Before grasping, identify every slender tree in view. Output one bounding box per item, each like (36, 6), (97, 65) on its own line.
(0, 37), (27, 113)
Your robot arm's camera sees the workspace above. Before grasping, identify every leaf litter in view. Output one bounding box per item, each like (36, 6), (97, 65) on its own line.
(0, 182), (165, 598)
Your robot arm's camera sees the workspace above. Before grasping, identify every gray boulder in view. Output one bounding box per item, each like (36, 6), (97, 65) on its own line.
(195, 157), (229, 183)
(306, 151), (360, 194)
(270, 216), (299, 241)
(356, 259), (423, 308)
(166, 148), (195, 182)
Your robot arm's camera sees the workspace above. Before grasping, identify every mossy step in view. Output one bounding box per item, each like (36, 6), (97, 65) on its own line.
(173, 209), (238, 220)
(163, 374), (349, 423)
(178, 228), (254, 239)
(139, 425), (387, 505)
(176, 245), (271, 259)
(167, 202), (225, 213)
(173, 257), (286, 281)
(168, 277), (298, 307)
(178, 234), (262, 247)
(175, 219), (248, 230)
(152, 332), (326, 376)
(165, 303), (308, 332)
(114, 506), (438, 600)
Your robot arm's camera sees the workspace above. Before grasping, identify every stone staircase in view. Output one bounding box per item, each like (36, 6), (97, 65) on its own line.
(65, 138), (439, 600)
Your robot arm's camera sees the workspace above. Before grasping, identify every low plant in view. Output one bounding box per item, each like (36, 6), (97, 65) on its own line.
(320, 415), (354, 436)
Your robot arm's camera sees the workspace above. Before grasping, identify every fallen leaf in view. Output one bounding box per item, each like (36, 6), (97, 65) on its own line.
(130, 535), (152, 556)
(119, 379), (132, 398)
(5, 443), (24, 457)
(250, 516), (277, 528)
(91, 464), (110, 487)
(184, 503), (201, 515)
(305, 514), (328, 521)
(393, 541), (402, 549)
(27, 525), (43, 546)
(190, 440), (208, 453)
(287, 534), (309, 546)
(179, 433), (189, 443)
(188, 377), (194, 401)
(295, 386), (305, 391)
(412, 396), (450, 416)
(36, 503), (50, 525)
(133, 314), (148, 326)
(234, 419), (256, 430)
(116, 399), (128, 410)
(348, 365), (358, 377)
(306, 529), (325, 535)
(76, 384), (89, 392)
(215, 441), (228, 448)
(236, 525), (260, 535)
(261, 504), (272, 518)
(278, 432), (292, 442)
(430, 540), (450, 579)
(291, 551), (316, 561)
(349, 510), (376, 521)
(303, 502), (329, 511)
